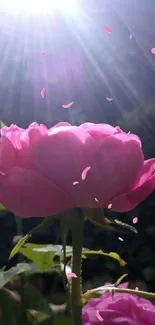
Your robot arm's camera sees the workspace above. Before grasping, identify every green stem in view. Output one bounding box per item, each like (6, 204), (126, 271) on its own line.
(83, 286), (155, 302)
(70, 209), (84, 325)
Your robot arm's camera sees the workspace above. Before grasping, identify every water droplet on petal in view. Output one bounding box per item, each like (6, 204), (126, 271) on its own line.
(151, 48), (155, 54)
(133, 217), (138, 224)
(96, 310), (103, 322)
(41, 88), (45, 98)
(104, 24), (112, 34)
(67, 272), (77, 279)
(73, 181), (79, 186)
(62, 102), (74, 108)
(106, 97), (113, 101)
(81, 166), (91, 180)
(108, 203), (112, 209)
(118, 237), (124, 242)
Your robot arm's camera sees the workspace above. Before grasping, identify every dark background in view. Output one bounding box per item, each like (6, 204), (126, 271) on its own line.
(1, 0), (155, 291)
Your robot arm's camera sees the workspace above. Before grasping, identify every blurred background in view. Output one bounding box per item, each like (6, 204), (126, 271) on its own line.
(0, 0), (155, 295)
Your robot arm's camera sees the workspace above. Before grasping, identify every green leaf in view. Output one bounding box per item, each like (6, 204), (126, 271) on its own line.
(0, 263), (37, 289)
(39, 316), (72, 325)
(23, 283), (52, 314)
(9, 217), (54, 259)
(0, 120), (6, 128)
(115, 273), (128, 286)
(10, 234), (29, 259)
(114, 219), (138, 234)
(82, 249), (126, 266)
(86, 210), (137, 234)
(19, 244), (56, 271)
(0, 203), (7, 211)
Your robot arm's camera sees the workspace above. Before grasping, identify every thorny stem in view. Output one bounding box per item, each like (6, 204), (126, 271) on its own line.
(70, 209), (84, 325)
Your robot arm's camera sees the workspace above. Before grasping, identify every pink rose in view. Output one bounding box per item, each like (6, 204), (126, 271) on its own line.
(0, 122), (155, 217)
(82, 283), (155, 325)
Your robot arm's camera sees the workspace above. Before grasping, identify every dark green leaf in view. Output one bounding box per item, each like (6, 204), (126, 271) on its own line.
(0, 288), (35, 325)
(23, 283), (52, 315)
(40, 316), (72, 325)
(0, 289), (16, 325)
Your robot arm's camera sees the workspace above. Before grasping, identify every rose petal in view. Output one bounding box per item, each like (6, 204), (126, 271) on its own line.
(67, 272), (77, 278)
(81, 166), (91, 180)
(0, 167), (74, 217)
(110, 159), (155, 212)
(151, 48), (155, 54)
(81, 123), (122, 140)
(133, 217), (138, 224)
(118, 237), (124, 241)
(0, 137), (19, 173)
(106, 97), (113, 101)
(41, 88), (45, 98)
(62, 101), (74, 108)
(52, 122), (71, 128)
(96, 310), (103, 322)
(98, 133), (143, 207)
(104, 24), (112, 34)
(15, 132), (22, 150)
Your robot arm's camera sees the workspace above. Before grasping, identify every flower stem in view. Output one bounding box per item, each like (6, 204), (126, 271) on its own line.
(70, 209), (84, 325)
(83, 286), (155, 302)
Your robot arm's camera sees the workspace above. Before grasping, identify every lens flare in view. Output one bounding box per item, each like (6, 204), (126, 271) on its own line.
(0, 0), (78, 15)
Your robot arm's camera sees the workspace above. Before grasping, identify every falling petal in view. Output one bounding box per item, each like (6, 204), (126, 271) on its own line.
(135, 287), (139, 291)
(133, 217), (138, 224)
(104, 24), (112, 34)
(73, 181), (79, 186)
(118, 237), (124, 242)
(108, 203), (112, 209)
(130, 34), (133, 39)
(106, 97), (113, 101)
(41, 88), (45, 98)
(96, 310), (103, 322)
(81, 166), (91, 180)
(151, 48), (155, 54)
(95, 197), (99, 202)
(67, 272), (77, 279)
(62, 101), (74, 108)
(42, 52), (46, 56)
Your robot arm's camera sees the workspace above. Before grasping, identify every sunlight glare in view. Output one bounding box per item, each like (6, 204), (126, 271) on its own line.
(0, 0), (78, 15)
